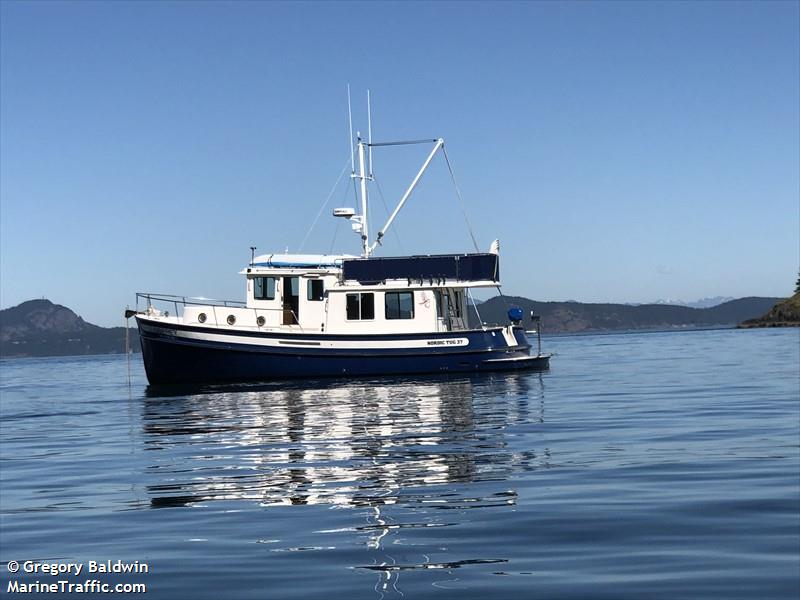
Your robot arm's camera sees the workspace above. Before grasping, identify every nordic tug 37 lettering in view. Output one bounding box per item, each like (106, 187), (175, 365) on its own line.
(128, 126), (550, 384)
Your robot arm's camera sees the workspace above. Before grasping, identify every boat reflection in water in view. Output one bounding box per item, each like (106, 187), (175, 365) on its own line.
(142, 373), (548, 596)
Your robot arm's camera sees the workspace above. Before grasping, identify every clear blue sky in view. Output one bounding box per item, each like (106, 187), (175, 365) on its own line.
(2, 0), (798, 326)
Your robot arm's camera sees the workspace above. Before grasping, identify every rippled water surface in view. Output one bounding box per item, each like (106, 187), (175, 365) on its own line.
(1, 328), (798, 599)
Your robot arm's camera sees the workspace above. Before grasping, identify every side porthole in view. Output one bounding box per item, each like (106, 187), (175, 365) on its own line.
(227, 315), (236, 326)
(256, 316), (266, 327)
(198, 313), (207, 324)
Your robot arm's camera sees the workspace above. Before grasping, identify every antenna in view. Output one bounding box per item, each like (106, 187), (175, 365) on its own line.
(347, 84), (355, 174)
(367, 89), (373, 177)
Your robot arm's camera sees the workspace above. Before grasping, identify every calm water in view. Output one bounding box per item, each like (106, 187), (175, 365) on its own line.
(1, 328), (798, 599)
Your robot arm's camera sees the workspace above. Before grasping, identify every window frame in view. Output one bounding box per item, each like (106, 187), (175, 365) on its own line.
(345, 292), (375, 321)
(385, 291), (415, 320)
(307, 279), (325, 302)
(254, 276), (277, 301)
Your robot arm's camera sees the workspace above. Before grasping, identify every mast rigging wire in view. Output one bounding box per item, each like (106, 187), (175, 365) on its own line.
(439, 145), (511, 317)
(329, 220), (341, 254)
(441, 145), (481, 253)
(298, 155), (352, 252)
(467, 289), (485, 329)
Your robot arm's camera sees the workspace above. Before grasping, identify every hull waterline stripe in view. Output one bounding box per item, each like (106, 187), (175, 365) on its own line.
(136, 316), (508, 341)
(140, 323), (472, 350)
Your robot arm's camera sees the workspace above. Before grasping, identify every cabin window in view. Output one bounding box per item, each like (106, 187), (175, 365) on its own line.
(307, 279), (324, 301)
(385, 292), (414, 320)
(254, 277), (276, 300)
(346, 293), (374, 320)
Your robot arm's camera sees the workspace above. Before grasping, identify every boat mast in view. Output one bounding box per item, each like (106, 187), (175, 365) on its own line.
(347, 84), (355, 174)
(367, 89), (373, 178)
(357, 134), (370, 257)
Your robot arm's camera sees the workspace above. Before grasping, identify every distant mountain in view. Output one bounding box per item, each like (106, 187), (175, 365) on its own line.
(0, 299), (139, 358)
(649, 296), (735, 309)
(0, 295), (788, 358)
(738, 293), (800, 328)
(471, 296), (785, 333)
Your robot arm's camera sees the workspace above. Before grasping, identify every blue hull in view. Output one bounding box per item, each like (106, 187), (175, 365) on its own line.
(136, 318), (549, 384)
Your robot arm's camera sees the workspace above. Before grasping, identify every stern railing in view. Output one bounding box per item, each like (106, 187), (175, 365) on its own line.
(136, 292), (246, 315)
(134, 292), (303, 331)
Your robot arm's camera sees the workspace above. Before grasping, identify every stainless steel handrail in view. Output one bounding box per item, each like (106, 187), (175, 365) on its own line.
(136, 292), (247, 310)
(135, 292), (306, 332)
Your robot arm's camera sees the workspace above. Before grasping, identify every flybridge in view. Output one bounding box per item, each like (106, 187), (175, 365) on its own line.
(243, 253), (499, 285)
(342, 253), (499, 284)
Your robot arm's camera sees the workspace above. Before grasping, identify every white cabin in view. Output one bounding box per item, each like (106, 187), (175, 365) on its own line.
(178, 253), (498, 335)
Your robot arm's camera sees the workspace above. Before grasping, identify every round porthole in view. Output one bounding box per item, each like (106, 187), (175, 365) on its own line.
(227, 315), (236, 325)
(256, 316), (266, 327)
(198, 312), (207, 324)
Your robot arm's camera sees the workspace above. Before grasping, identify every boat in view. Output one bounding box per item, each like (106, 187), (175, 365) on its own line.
(128, 107), (551, 384)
